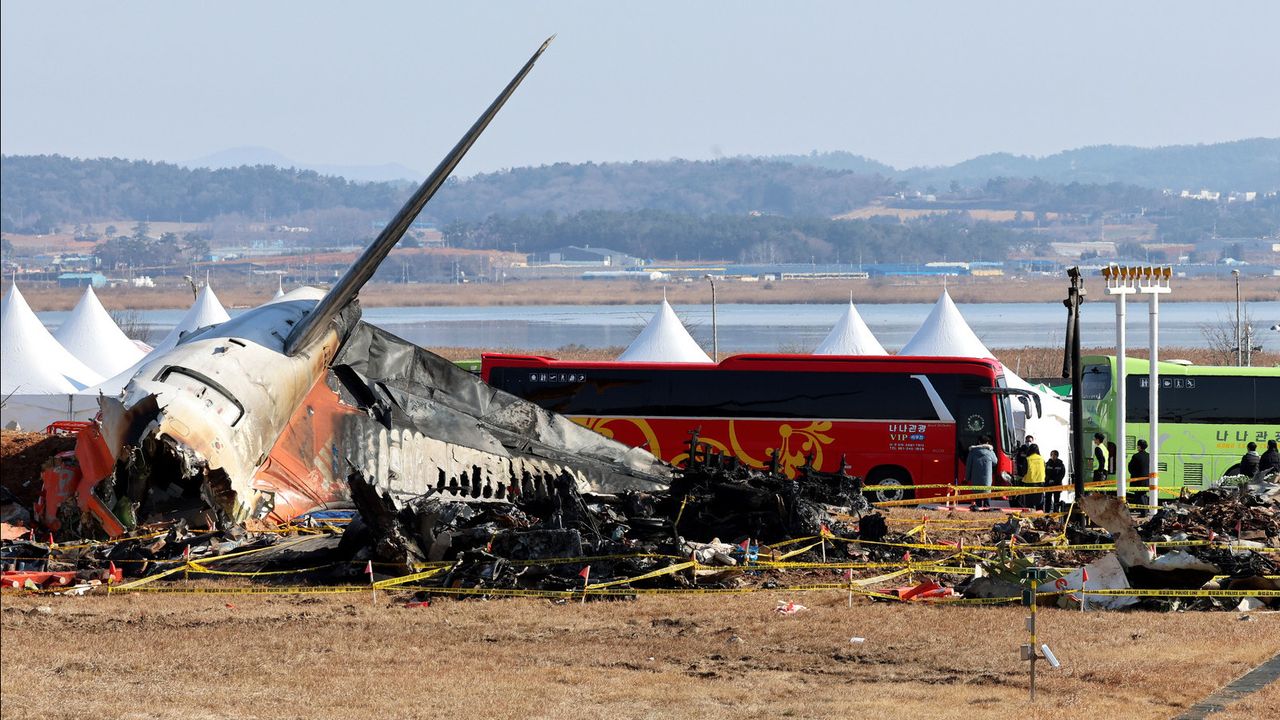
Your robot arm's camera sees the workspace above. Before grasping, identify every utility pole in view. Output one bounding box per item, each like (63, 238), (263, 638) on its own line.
(1233, 269), (1242, 365)
(1062, 267), (1086, 507)
(1138, 267), (1172, 512)
(1103, 265), (1135, 497)
(704, 274), (719, 361)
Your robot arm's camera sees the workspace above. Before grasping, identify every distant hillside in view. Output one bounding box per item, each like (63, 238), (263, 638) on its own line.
(2, 143), (1275, 239)
(427, 159), (892, 222)
(777, 139), (1280, 191)
(0, 155), (407, 234)
(184, 146), (422, 183)
(0, 155), (892, 233)
(766, 151), (896, 176)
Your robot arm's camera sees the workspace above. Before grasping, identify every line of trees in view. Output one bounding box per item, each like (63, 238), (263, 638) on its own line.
(3, 153), (1275, 251)
(444, 210), (1029, 264)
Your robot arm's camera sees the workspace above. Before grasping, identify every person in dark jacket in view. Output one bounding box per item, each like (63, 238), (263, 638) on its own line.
(1011, 435), (1034, 508)
(1127, 439), (1150, 504)
(1239, 442), (1261, 478)
(1128, 439), (1150, 482)
(1044, 450), (1066, 512)
(964, 435), (997, 509)
(1258, 439), (1280, 475)
(1091, 432), (1112, 483)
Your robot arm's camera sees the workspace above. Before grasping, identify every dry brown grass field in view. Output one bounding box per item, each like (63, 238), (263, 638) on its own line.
(7, 275), (1277, 311)
(1, 590), (1276, 720)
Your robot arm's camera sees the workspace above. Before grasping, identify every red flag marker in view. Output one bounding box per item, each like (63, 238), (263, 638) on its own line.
(903, 550), (911, 564)
(365, 560), (374, 575)
(1081, 567), (1089, 583)
(579, 565), (591, 604)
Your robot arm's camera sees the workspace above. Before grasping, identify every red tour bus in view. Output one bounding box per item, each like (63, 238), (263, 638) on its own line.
(481, 353), (1022, 502)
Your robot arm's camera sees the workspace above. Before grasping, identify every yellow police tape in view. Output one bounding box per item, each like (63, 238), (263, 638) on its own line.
(587, 561), (696, 590)
(373, 566), (448, 589)
(1051, 588), (1280, 599)
(868, 479), (1183, 508)
(186, 562), (339, 577)
(97, 581), (1280, 602)
(110, 537), (317, 591)
(107, 584), (375, 595)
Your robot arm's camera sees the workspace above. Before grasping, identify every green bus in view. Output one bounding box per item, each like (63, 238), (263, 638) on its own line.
(1081, 355), (1280, 491)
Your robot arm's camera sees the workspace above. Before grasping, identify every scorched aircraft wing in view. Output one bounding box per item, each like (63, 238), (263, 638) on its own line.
(41, 38), (670, 542)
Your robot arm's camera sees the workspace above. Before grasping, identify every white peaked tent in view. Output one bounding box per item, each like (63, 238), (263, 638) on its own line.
(87, 283), (235, 398)
(618, 300), (713, 363)
(53, 286), (148, 377)
(1, 286), (104, 428)
(814, 301), (886, 355)
(900, 290), (1073, 472)
(89, 281), (317, 394)
(1, 285), (103, 394)
(152, 283), (231, 354)
(899, 290), (993, 359)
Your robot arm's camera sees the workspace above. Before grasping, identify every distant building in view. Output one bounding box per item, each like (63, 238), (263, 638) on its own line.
(530, 246), (643, 267)
(57, 272), (107, 288)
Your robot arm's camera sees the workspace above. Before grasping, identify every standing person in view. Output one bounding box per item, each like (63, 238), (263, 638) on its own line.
(1127, 439), (1150, 505)
(1092, 433), (1110, 483)
(1022, 443), (1046, 511)
(1045, 450), (1067, 512)
(1260, 440), (1280, 475)
(1239, 442), (1261, 478)
(964, 435), (997, 509)
(1012, 435), (1034, 508)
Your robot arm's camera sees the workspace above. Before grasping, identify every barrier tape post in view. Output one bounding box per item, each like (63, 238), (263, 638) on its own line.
(364, 559), (375, 606)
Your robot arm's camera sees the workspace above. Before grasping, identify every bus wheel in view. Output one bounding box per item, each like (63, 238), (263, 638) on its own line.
(866, 470), (913, 504)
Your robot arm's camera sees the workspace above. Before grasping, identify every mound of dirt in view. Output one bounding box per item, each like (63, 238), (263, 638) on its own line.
(1, 430), (76, 507)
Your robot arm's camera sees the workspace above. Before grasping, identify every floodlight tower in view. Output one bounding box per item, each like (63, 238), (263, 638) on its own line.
(1137, 266), (1172, 512)
(1103, 265), (1136, 497)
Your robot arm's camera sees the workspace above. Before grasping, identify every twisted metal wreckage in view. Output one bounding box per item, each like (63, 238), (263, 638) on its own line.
(35, 38), (676, 552)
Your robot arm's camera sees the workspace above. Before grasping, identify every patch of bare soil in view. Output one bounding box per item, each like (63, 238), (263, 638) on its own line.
(1, 592), (1276, 720)
(1, 431), (75, 507)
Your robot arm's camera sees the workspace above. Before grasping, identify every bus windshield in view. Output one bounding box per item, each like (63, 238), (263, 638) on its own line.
(996, 376), (1016, 454)
(1081, 363), (1112, 400)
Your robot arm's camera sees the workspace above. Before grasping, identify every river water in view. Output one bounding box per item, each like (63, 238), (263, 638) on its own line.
(38, 300), (1280, 353)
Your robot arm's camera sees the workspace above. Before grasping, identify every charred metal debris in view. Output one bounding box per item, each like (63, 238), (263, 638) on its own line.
(341, 429), (876, 591)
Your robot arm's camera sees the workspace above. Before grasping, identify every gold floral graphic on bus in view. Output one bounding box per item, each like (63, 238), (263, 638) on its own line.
(731, 420), (835, 477)
(571, 416), (835, 478)
(573, 417), (665, 459)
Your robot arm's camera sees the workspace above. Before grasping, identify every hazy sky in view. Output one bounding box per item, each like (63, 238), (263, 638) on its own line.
(3, 1), (1278, 176)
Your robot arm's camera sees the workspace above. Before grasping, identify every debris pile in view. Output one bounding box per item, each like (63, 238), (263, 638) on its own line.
(1143, 481), (1280, 546)
(5, 425), (1280, 610)
(346, 433), (872, 592)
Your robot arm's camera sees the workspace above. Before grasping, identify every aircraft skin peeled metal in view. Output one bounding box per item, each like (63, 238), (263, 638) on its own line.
(49, 37), (671, 539)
